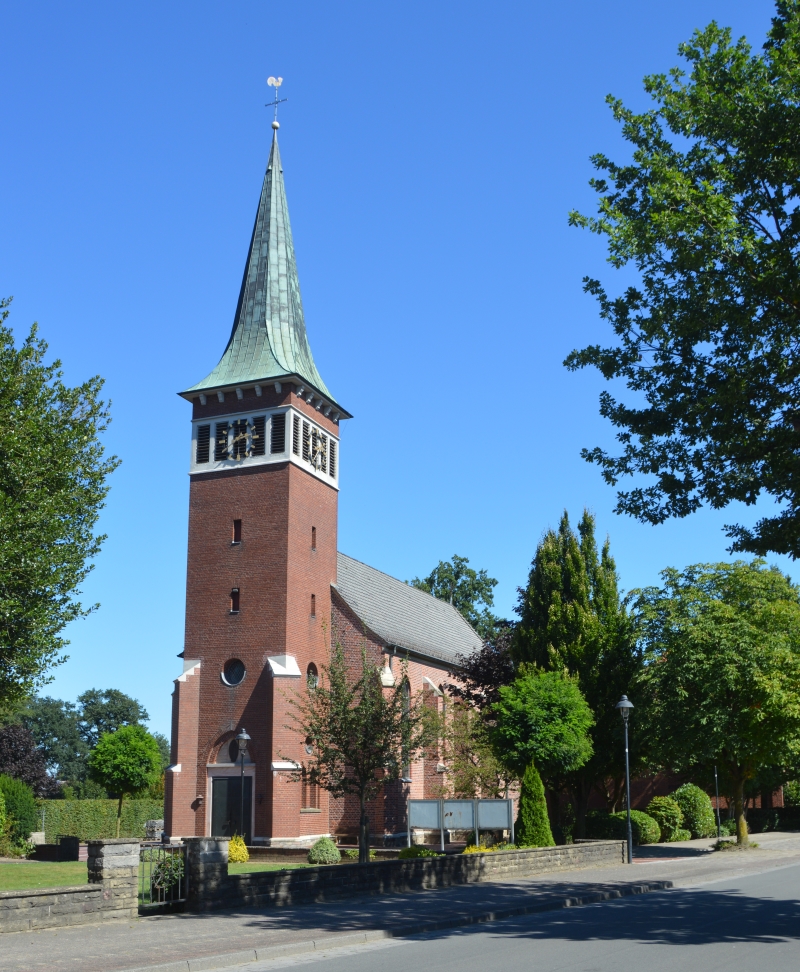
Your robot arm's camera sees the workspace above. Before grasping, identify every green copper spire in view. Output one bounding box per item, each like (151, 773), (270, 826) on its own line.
(182, 129), (342, 407)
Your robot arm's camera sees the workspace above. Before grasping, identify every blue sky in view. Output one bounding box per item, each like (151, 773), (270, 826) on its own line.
(1, 0), (785, 735)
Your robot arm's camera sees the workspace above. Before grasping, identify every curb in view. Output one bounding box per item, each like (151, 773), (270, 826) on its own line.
(119, 880), (674, 972)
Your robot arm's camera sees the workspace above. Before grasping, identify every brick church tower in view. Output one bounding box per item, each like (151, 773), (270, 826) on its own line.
(164, 120), (351, 844)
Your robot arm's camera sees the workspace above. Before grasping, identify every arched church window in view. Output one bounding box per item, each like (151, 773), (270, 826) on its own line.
(307, 663), (318, 690)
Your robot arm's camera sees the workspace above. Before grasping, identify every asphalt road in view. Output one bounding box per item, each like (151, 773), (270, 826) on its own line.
(243, 861), (800, 972)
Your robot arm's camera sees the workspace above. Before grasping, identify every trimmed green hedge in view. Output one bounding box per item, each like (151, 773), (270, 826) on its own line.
(585, 809), (661, 845)
(671, 784), (716, 839)
(746, 808), (800, 833)
(38, 799), (164, 842)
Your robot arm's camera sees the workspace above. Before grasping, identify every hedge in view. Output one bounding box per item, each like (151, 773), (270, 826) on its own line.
(38, 799), (164, 842)
(646, 796), (683, 841)
(746, 807), (800, 834)
(671, 784), (716, 839)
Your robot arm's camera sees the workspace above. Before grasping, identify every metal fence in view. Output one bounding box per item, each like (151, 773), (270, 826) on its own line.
(139, 843), (187, 908)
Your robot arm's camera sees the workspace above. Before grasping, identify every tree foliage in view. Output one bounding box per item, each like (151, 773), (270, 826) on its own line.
(447, 624), (516, 712)
(0, 298), (118, 708)
(566, 4), (800, 558)
(490, 667), (594, 781)
(0, 774), (38, 844)
(411, 555), (500, 640)
(287, 644), (435, 863)
(514, 511), (642, 832)
(637, 559), (800, 843)
(87, 725), (162, 836)
(0, 723), (60, 797)
(514, 762), (554, 848)
(76, 689), (148, 749)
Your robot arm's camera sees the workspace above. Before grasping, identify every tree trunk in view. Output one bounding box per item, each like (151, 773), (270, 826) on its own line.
(116, 794), (123, 838)
(358, 791), (370, 864)
(732, 775), (749, 845)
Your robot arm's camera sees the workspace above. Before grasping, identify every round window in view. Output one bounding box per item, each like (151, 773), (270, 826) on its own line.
(222, 658), (246, 686)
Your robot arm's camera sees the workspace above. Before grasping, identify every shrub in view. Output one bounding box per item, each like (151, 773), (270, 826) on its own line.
(229, 834), (249, 863)
(626, 810), (661, 844)
(671, 784), (717, 838)
(398, 845), (444, 858)
(308, 837), (341, 865)
(0, 774), (38, 843)
(720, 818), (738, 836)
(515, 763), (555, 847)
(585, 809), (660, 844)
(646, 797), (683, 842)
(782, 780), (800, 807)
(344, 848), (376, 861)
(673, 828), (692, 841)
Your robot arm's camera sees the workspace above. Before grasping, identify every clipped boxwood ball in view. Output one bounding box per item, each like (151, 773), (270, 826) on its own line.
(646, 796), (683, 842)
(308, 836), (341, 865)
(671, 784), (717, 838)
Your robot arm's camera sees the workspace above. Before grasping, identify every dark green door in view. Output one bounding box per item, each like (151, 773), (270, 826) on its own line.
(211, 776), (252, 845)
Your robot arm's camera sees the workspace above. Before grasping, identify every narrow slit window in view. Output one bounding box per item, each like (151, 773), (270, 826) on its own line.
(251, 416), (266, 456)
(230, 588), (240, 613)
(328, 439), (337, 478)
(231, 419), (248, 460)
(310, 593), (316, 618)
(271, 413), (286, 453)
(232, 519), (242, 544)
(293, 415), (301, 455)
(311, 526), (317, 551)
(302, 421), (310, 461)
(196, 425), (211, 464)
(214, 423), (229, 461)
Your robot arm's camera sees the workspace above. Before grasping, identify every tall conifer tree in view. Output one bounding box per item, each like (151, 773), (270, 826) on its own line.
(514, 511), (642, 836)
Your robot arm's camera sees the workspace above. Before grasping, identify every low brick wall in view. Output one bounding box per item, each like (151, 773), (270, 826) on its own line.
(0, 838), (139, 934)
(186, 838), (626, 911)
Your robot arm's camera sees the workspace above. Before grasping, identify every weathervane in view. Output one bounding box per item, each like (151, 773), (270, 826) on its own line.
(266, 77), (287, 127)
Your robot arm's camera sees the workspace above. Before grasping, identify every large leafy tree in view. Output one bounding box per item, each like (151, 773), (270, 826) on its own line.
(411, 555), (500, 640)
(87, 725), (162, 836)
(638, 560), (800, 844)
(0, 724), (60, 797)
(0, 298), (118, 709)
(287, 645), (434, 863)
(566, 3), (800, 558)
(76, 688), (148, 749)
(514, 511), (642, 834)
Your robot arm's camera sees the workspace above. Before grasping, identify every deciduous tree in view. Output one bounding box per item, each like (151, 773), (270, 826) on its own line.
(87, 725), (162, 836)
(0, 298), (118, 709)
(638, 559), (800, 844)
(566, 3), (800, 558)
(287, 645), (434, 863)
(411, 555), (500, 641)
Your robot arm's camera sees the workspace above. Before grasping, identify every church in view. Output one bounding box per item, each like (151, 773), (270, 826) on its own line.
(164, 119), (483, 846)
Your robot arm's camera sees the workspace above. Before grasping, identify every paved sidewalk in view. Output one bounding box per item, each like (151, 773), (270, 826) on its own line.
(2, 832), (799, 972)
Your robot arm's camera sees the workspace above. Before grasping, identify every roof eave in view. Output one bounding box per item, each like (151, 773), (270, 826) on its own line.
(178, 373), (353, 420)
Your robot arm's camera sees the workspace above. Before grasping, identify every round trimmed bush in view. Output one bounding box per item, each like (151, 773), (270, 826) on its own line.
(673, 828), (692, 841)
(586, 809), (660, 845)
(646, 796), (683, 841)
(624, 810), (661, 845)
(671, 784), (717, 838)
(0, 775), (37, 843)
(308, 836), (341, 865)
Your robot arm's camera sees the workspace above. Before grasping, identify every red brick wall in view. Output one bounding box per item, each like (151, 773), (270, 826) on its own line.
(168, 441), (337, 841)
(164, 663), (201, 837)
(328, 592), (452, 841)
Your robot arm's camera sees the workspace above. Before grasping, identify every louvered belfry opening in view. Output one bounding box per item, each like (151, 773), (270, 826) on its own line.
(292, 415), (301, 455)
(214, 422), (229, 461)
(196, 424), (211, 463)
(271, 413), (286, 453)
(328, 439), (336, 479)
(251, 415), (266, 456)
(302, 421), (310, 461)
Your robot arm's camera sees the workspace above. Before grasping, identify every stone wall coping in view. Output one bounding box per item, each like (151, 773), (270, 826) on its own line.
(86, 838), (140, 846)
(0, 885), (99, 900)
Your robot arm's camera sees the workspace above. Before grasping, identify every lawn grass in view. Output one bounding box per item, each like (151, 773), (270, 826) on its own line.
(0, 861), (87, 892)
(229, 862), (310, 874)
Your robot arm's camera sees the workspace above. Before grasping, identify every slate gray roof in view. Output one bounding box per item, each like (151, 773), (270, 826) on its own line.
(334, 553), (484, 667)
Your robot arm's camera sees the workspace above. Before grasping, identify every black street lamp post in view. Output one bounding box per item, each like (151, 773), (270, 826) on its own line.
(235, 728), (251, 842)
(615, 696), (634, 864)
(714, 764), (721, 840)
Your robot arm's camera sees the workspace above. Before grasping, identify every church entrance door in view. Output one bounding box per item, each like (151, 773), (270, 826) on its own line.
(210, 776), (252, 845)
